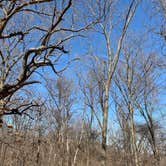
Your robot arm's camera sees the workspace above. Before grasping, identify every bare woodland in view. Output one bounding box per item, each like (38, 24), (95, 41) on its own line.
(0, 0), (166, 166)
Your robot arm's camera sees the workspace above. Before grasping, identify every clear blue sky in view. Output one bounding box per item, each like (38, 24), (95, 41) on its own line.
(30, 0), (166, 131)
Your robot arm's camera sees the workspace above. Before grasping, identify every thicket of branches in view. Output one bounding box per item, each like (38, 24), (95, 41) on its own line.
(0, 0), (165, 166)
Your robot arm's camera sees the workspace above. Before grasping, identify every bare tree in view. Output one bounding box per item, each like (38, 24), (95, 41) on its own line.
(0, 1), (165, 166)
(113, 45), (141, 166)
(135, 54), (162, 165)
(0, 0), (93, 120)
(159, 0), (166, 18)
(112, 33), (165, 165)
(45, 76), (76, 166)
(88, 1), (139, 165)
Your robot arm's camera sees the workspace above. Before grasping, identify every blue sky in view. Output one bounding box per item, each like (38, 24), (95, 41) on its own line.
(12, 0), (165, 133)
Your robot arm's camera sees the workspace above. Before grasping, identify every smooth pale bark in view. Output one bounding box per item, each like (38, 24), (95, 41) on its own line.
(101, 82), (109, 166)
(129, 108), (139, 166)
(99, 1), (139, 165)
